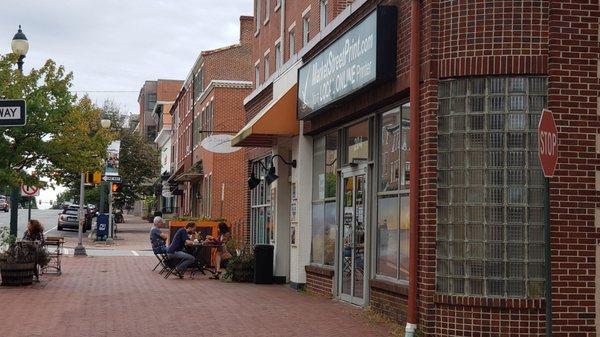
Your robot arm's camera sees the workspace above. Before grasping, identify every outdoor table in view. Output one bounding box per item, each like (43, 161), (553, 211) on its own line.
(186, 243), (222, 278)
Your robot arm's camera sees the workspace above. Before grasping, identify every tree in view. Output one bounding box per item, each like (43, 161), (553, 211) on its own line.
(0, 53), (113, 190)
(113, 129), (159, 209)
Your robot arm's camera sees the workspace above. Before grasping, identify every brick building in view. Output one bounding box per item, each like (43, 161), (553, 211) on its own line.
(168, 16), (253, 240)
(233, 0), (600, 336)
(136, 79), (182, 143)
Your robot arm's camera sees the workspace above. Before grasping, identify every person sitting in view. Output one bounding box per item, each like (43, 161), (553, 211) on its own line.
(150, 216), (168, 254)
(22, 219), (45, 282)
(166, 222), (196, 279)
(208, 222), (231, 279)
(23, 219), (45, 244)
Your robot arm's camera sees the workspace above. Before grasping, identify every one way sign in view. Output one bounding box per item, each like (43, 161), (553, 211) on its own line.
(0, 99), (26, 127)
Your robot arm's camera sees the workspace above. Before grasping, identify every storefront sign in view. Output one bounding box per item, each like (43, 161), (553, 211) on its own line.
(297, 7), (397, 120)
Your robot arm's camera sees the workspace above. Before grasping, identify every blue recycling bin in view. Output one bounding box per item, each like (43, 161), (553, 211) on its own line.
(96, 213), (109, 241)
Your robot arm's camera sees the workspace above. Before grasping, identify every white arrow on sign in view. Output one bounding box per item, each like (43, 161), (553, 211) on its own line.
(21, 185), (40, 197)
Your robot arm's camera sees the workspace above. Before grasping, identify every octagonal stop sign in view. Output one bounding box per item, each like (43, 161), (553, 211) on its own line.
(538, 109), (558, 177)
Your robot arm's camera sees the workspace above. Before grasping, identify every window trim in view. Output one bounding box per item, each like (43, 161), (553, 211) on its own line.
(263, 0), (270, 25)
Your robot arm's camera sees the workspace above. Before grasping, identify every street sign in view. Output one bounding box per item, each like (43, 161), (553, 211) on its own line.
(538, 109), (558, 177)
(0, 99), (26, 126)
(102, 175), (121, 183)
(20, 185), (39, 197)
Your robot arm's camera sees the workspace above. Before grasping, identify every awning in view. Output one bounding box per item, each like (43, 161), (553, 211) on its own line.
(171, 161), (203, 182)
(232, 61), (302, 147)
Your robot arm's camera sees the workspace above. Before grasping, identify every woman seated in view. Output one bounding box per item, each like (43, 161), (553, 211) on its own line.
(22, 219), (45, 281)
(207, 222), (232, 279)
(23, 219), (45, 244)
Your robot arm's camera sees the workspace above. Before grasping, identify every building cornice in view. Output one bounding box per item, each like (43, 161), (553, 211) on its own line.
(194, 80), (253, 104)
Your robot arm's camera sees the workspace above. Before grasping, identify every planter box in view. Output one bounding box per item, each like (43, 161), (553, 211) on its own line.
(0, 262), (35, 286)
(167, 220), (222, 243)
(231, 265), (254, 283)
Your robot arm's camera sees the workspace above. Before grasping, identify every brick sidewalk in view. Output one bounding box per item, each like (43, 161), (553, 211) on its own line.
(63, 214), (156, 251)
(0, 256), (393, 337)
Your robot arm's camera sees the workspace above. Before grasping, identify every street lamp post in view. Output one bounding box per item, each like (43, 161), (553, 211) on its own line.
(8, 25), (29, 237)
(74, 118), (111, 256)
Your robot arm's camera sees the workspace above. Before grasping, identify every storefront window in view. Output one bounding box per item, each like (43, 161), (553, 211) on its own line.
(345, 120), (369, 164)
(311, 132), (338, 266)
(436, 77), (547, 298)
(376, 104), (410, 281)
(250, 156), (272, 245)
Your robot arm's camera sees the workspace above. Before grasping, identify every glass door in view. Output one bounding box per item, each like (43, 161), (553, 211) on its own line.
(339, 166), (367, 306)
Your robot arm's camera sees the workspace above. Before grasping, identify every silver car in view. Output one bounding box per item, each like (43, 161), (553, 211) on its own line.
(58, 206), (92, 231)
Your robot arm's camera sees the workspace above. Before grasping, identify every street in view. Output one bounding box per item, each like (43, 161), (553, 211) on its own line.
(0, 208), (61, 238)
(0, 210), (154, 257)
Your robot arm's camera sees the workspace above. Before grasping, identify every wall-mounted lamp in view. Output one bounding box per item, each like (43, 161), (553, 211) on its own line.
(248, 155), (297, 190)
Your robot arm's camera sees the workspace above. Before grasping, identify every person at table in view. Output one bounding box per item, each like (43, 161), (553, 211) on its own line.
(167, 222), (196, 278)
(23, 219), (45, 244)
(150, 216), (168, 254)
(23, 219), (45, 282)
(209, 222), (231, 279)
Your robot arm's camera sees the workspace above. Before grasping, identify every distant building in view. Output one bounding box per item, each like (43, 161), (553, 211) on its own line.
(137, 79), (182, 143)
(168, 16), (253, 241)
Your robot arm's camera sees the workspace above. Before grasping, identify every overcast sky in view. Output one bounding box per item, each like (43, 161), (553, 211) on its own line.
(1, 0), (252, 114)
(1, 0), (252, 206)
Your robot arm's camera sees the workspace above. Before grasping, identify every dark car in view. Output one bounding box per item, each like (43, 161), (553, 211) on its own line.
(58, 205), (92, 232)
(0, 197), (9, 212)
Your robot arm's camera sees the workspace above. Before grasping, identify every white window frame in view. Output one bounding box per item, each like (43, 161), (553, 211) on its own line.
(263, 0), (270, 25)
(274, 40), (282, 71)
(264, 51), (270, 82)
(254, 0), (261, 35)
(302, 7), (311, 46)
(320, 0), (328, 31)
(255, 60), (261, 87)
(288, 23), (296, 57)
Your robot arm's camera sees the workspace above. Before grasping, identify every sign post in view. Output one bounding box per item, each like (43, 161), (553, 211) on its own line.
(21, 185), (39, 223)
(538, 109), (557, 337)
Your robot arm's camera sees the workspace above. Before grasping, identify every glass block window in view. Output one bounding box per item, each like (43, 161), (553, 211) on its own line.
(436, 77), (547, 298)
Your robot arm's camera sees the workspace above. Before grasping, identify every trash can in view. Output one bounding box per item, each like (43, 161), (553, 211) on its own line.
(96, 213), (109, 241)
(254, 244), (274, 284)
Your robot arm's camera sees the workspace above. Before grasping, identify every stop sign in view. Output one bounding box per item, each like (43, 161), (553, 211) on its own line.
(538, 109), (558, 177)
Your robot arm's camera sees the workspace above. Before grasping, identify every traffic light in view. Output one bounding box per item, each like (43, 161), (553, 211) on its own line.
(93, 171), (102, 184)
(85, 171), (102, 185)
(111, 183), (122, 193)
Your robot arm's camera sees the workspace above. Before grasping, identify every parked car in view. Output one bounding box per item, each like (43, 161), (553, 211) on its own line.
(57, 205), (92, 232)
(0, 197), (9, 212)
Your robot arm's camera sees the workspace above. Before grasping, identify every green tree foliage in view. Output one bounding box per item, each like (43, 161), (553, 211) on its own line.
(0, 53), (113, 189)
(113, 129), (159, 209)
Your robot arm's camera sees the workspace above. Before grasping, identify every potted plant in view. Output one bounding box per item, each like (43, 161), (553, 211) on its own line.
(224, 243), (254, 283)
(0, 228), (51, 286)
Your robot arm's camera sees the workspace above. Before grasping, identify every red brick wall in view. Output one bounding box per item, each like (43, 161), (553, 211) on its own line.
(546, 1), (599, 336)
(156, 79), (183, 102)
(295, 1), (600, 336)
(171, 16), (253, 216)
(253, 0), (351, 88)
(369, 282), (409, 324)
(305, 266), (334, 298)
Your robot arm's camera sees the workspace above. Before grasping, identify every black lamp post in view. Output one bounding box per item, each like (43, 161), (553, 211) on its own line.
(248, 155), (297, 190)
(8, 25), (29, 236)
(11, 25), (29, 73)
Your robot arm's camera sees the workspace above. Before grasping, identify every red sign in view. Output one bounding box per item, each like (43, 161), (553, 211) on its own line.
(20, 185), (39, 197)
(538, 109), (558, 177)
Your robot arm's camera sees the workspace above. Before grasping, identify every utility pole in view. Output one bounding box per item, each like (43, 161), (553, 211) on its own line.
(74, 172), (87, 255)
(107, 182), (114, 244)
